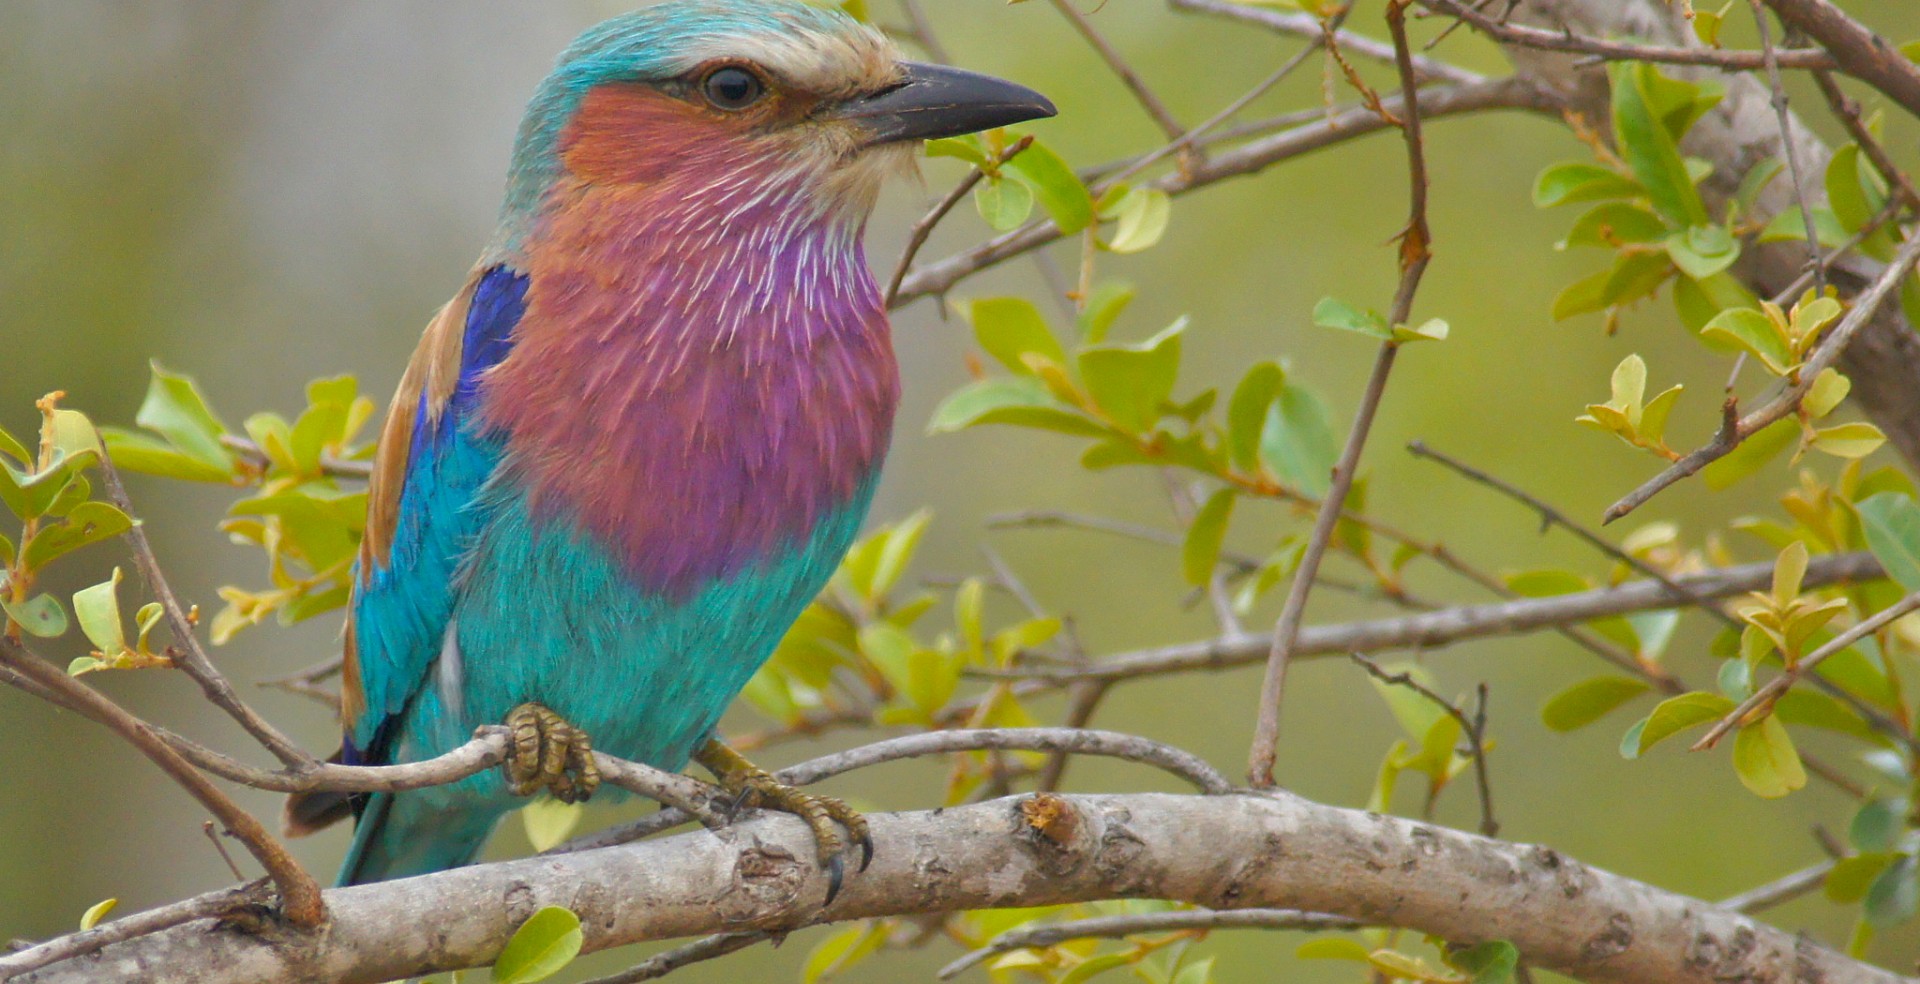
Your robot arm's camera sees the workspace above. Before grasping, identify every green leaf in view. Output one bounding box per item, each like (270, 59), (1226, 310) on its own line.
(1828, 853), (1897, 903)
(868, 509), (931, 599)
(1058, 953), (1131, 984)
(1078, 319), (1186, 432)
(133, 362), (234, 471)
(1856, 492), (1920, 591)
(0, 533), (12, 567)
(22, 502), (135, 572)
(1813, 422), (1887, 460)
(1703, 418), (1797, 490)
(1700, 308), (1791, 375)
(970, 297), (1068, 376)
(1864, 854), (1918, 928)
(1850, 798), (1908, 854)
(1626, 691), (1735, 757)
(1759, 206), (1849, 249)
(974, 176), (1034, 232)
(1005, 141), (1095, 235)
(1826, 144), (1889, 243)
(101, 430), (235, 483)
(1105, 186), (1171, 253)
(1533, 162), (1642, 207)
(1259, 384), (1337, 496)
(927, 378), (1102, 437)
(1394, 318), (1449, 344)
(520, 797), (584, 853)
(1542, 676), (1651, 731)
(0, 426), (29, 466)
(1182, 489), (1236, 586)
(1312, 296), (1389, 339)
(1805, 368), (1852, 418)
(0, 590), (68, 638)
(1227, 362), (1284, 472)
(492, 907), (584, 984)
(1559, 202), (1668, 249)
(1612, 63), (1709, 227)
(1077, 280), (1136, 343)
(1452, 940), (1520, 984)
(78, 898), (117, 931)
(803, 923), (889, 984)
(1664, 225), (1739, 280)
(73, 568), (126, 656)
(925, 134), (988, 166)
(1732, 714), (1807, 798)
(1552, 267), (1614, 321)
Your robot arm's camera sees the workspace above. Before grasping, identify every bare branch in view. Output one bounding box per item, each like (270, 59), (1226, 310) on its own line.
(1717, 859), (1838, 914)
(581, 932), (768, 984)
(19, 790), (1907, 984)
(884, 135), (1034, 308)
(1763, 0), (1920, 120)
(1749, 0), (1827, 291)
(1049, 0), (1188, 144)
(1170, 0), (1482, 86)
(1417, 0), (1835, 71)
(0, 637), (326, 928)
(1349, 655), (1498, 836)
(0, 881), (274, 981)
(1249, 0), (1434, 789)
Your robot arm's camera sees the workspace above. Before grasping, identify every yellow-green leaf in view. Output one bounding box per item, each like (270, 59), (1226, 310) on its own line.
(493, 907), (583, 984)
(1732, 714), (1807, 798)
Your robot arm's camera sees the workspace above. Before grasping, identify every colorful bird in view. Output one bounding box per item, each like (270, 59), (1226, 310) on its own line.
(282, 0), (1053, 891)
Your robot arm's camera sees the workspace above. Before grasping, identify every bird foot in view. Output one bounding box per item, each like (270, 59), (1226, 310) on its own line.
(503, 702), (601, 804)
(694, 738), (871, 903)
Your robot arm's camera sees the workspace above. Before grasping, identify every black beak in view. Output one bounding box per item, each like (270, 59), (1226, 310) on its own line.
(832, 62), (1057, 145)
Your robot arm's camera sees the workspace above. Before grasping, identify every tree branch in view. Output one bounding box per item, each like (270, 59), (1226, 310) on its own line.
(1418, 0), (1836, 71)
(938, 908), (1361, 980)
(1762, 0), (1920, 120)
(19, 790), (1907, 984)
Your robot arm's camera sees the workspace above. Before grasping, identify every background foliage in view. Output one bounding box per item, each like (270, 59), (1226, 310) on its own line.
(4, 1), (1920, 981)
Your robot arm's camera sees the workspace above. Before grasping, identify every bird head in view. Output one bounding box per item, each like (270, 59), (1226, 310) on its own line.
(497, 0), (1056, 251)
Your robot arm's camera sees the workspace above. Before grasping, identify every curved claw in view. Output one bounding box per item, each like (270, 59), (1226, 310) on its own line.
(695, 738), (872, 901)
(504, 702), (601, 803)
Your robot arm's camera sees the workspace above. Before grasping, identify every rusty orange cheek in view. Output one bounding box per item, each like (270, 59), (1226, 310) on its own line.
(559, 83), (749, 185)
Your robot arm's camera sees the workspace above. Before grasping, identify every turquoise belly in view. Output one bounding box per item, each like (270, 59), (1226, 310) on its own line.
(397, 479), (875, 801)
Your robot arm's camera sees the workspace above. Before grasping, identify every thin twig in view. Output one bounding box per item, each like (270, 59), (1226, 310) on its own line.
(554, 727), (1234, 855)
(1693, 591), (1920, 751)
(1417, 0), (1835, 71)
(1604, 225), (1920, 524)
(581, 932), (771, 984)
(1248, 0), (1433, 788)
(1349, 654), (1498, 837)
(220, 434), (371, 481)
(0, 637), (326, 927)
(1717, 859), (1838, 914)
(895, 0), (950, 64)
(938, 908), (1360, 980)
(1750, 0), (1826, 292)
(1809, 69), (1920, 213)
(94, 442), (316, 769)
(884, 136), (1034, 308)
(1170, 0), (1481, 86)
(1049, 0), (1188, 145)
(1763, 0), (1920, 121)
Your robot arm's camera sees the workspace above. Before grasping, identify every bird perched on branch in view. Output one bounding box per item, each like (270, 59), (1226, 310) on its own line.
(283, 0), (1053, 891)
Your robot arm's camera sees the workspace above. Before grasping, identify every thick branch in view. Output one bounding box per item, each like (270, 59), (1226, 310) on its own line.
(20, 791), (1905, 984)
(1763, 0), (1920, 120)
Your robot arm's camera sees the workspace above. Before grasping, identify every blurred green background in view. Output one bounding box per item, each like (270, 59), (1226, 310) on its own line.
(3, 1), (1917, 980)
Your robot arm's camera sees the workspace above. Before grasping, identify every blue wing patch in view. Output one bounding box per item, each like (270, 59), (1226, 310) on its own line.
(348, 264), (528, 760)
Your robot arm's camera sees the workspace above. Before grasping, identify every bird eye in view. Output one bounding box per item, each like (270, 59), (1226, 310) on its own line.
(701, 67), (766, 111)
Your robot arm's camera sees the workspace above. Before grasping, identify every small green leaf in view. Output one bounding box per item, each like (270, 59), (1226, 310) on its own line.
(79, 898), (117, 931)
(73, 568), (127, 656)
(1393, 318), (1449, 344)
(1259, 384), (1337, 496)
(1732, 714), (1807, 798)
(493, 906), (584, 984)
(1700, 308), (1791, 375)
(925, 134), (989, 166)
(1058, 953), (1131, 984)
(134, 362), (234, 471)
(1005, 141), (1095, 235)
(0, 426), (29, 466)
(1626, 691), (1735, 757)
(1312, 296), (1390, 339)
(1702, 418), (1797, 490)
(1, 589), (69, 639)
(1665, 226), (1740, 280)
(1078, 319), (1186, 432)
(1296, 938), (1372, 962)
(970, 297), (1068, 376)
(1759, 206), (1849, 248)
(1104, 186), (1171, 253)
(803, 923), (889, 984)
(1856, 492), (1920, 592)
(1864, 854), (1919, 928)
(1533, 162), (1642, 207)
(1559, 202), (1667, 249)
(1182, 489), (1236, 586)
(1542, 676), (1651, 731)
(1850, 799), (1908, 854)
(975, 176), (1035, 232)
(520, 797), (584, 853)
(1828, 853), (1897, 903)
(1452, 940), (1520, 984)
(928, 378), (1102, 436)
(1612, 63), (1709, 227)
(1077, 280), (1136, 343)
(1227, 362), (1284, 472)
(23, 502), (135, 574)
(1812, 422), (1886, 460)
(1805, 369), (1852, 419)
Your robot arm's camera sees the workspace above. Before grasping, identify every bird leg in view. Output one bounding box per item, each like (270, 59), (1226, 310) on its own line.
(694, 737), (872, 903)
(503, 702), (601, 804)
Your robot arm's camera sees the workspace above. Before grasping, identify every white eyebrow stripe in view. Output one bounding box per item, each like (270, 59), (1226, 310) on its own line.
(679, 26), (901, 97)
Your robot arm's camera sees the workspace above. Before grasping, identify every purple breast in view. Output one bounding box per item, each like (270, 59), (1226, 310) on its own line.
(479, 174), (899, 598)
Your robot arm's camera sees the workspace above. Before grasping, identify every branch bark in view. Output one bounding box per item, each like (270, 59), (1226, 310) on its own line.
(19, 791), (1906, 984)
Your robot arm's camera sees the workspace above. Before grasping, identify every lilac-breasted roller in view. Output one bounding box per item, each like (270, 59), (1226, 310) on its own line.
(282, 0), (1054, 889)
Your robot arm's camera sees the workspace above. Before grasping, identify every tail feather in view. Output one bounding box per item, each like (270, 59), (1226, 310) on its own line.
(337, 791), (502, 886)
